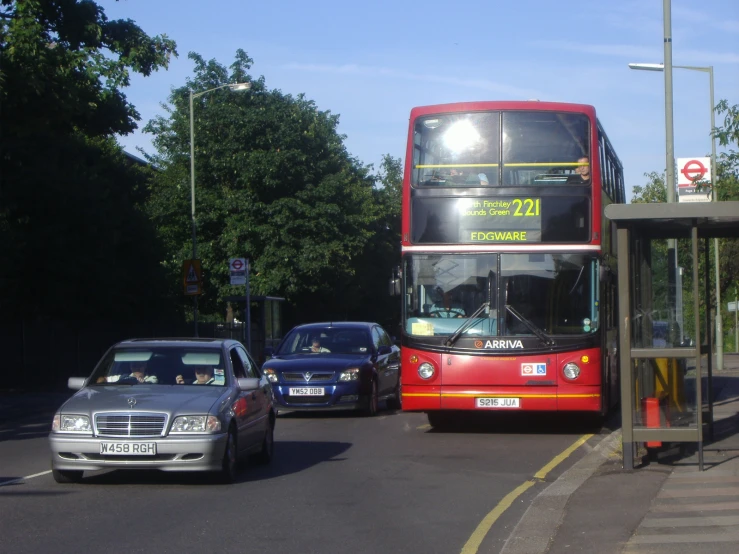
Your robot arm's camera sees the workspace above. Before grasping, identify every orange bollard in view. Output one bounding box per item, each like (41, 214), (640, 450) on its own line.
(642, 396), (670, 448)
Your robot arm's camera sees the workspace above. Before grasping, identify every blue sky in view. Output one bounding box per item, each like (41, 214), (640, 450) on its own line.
(101, 0), (738, 201)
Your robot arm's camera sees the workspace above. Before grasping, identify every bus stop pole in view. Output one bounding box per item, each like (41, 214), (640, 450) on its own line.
(246, 258), (252, 354)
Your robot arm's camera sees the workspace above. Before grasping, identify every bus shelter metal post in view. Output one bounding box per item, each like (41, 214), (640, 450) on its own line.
(694, 226), (704, 470)
(617, 226), (634, 470)
(704, 237), (714, 443)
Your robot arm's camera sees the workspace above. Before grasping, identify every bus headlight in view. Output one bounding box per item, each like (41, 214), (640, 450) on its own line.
(418, 363), (435, 380)
(563, 363), (581, 380)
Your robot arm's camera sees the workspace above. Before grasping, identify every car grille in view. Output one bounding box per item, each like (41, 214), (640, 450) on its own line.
(95, 412), (167, 437)
(282, 372), (335, 383)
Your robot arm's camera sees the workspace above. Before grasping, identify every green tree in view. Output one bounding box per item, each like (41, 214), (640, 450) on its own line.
(714, 100), (739, 179)
(350, 154), (402, 331)
(145, 51), (393, 324)
(0, 0), (178, 320)
(630, 171), (667, 204)
(713, 101), (739, 335)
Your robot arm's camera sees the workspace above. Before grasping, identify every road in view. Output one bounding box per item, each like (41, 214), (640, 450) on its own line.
(0, 405), (607, 554)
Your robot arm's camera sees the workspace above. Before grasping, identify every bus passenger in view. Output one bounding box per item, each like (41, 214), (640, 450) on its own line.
(568, 157), (590, 184)
(450, 168), (490, 186)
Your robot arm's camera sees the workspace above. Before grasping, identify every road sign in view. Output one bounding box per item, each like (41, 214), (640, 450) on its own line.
(182, 259), (202, 296)
(229, 257), (246, 285)
(677, 157), (712, 203)
(729, 301), (737, 313)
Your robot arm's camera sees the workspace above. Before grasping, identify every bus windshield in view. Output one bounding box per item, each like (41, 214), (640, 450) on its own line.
(403, 253), (599, 338)
(412, 111), (590, 187)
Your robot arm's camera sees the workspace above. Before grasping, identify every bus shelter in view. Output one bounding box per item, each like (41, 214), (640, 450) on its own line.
(223, 295), (286, 364)
(605, 201), (739, 470)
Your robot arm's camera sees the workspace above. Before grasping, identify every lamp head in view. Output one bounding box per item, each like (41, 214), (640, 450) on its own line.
(628, 63), (665, 72)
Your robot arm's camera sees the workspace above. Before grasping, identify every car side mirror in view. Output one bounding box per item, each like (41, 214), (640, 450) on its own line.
(377, 345), (392, 356)
(237, 377), (260, 391)
(68, 377), (86, 390)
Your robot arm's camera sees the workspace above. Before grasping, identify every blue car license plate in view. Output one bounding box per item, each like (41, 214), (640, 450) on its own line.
(288, 387), (324, 396)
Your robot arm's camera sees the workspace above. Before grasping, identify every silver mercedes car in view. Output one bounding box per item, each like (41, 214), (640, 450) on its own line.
(49, 338), (275, 484)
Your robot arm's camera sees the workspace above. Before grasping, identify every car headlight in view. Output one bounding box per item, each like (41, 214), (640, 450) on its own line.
(563, 363), (581, 380)
(170, 416), (222, 433)
(264, 368), (278, 383)
(339, 368), (360, 381)
(418, 363), (435, 380)
(52, 414), (92, 433)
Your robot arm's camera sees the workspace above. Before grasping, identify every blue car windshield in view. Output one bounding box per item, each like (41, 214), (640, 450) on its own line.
(278, 328), (372, 355)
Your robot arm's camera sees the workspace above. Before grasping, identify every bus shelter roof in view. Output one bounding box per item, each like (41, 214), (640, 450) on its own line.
(604, 201), (739, 239)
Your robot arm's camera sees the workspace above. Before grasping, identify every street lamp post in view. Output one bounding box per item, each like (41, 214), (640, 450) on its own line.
(189, 82), (251, 337)
(628, 62), (723, 370)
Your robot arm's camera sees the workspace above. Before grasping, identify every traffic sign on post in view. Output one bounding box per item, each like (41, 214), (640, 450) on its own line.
(182, 259), (202, 296)
(677, 157), (712, 203)
(229, 257), (246, 285)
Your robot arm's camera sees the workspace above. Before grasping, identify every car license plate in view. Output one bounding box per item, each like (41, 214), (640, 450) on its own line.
(475, 397), (520, 409)
(289, 387), (324, 396)
(100, 442), (157, 455)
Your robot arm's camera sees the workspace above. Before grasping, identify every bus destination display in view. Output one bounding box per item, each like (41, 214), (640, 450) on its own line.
(459, 197), (541, 242)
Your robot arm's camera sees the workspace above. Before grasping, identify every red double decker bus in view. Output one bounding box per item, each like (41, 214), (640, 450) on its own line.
(395, 101), (625, 427)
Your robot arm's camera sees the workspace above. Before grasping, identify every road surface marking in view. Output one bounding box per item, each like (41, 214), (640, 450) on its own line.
(0, 470), (51, 487)
(460, 434), (593, 554)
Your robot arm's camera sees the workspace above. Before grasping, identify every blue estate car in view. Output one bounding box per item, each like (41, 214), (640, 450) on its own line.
(262, 322), (401, 416)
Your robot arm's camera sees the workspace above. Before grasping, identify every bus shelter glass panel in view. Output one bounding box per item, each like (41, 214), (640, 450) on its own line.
(630, 236), (697, 349)
(265, 299), (283, 349)
(631, 357), (699, 430)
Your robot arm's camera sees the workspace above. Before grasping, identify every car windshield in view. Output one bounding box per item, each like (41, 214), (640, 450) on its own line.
(90, 347), (227, 386)
(277, 327), (372, 355)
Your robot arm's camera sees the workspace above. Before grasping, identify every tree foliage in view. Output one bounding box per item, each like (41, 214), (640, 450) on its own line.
(145, 51), (400, 325)
(0, 0), (178, 320)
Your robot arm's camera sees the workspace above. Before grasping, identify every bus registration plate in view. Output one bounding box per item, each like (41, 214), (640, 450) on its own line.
(289, 387), (324, 396)
(476, 397), (520, 409)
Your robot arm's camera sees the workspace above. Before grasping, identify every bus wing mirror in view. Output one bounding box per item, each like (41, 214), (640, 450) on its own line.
(389, 278), (401, 296)
(389, 266), (402, 296)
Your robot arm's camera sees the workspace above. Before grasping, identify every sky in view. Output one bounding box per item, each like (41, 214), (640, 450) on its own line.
(100, 0), (739, 202)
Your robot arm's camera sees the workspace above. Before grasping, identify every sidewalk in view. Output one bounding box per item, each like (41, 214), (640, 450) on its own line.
(502, 352), (739, 553)
(0, 389), (73, 428)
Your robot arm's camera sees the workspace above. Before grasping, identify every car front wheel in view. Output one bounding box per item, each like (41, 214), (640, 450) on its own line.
(218, 429), (239, 484)
(255, 419), (275, 465)
(363, 379), (378, 417)
(52, 468), (84, 484)
(387, 380), (402, 411)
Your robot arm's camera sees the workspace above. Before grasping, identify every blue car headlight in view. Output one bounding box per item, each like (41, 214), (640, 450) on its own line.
(339, 368), (360, 381)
